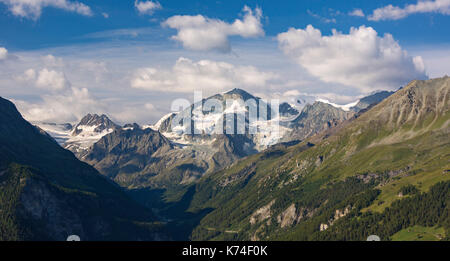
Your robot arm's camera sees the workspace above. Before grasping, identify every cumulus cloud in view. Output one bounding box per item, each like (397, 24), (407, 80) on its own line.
(22, 68), (37, 80)
(36, 68), (69, 90)
(135, 0), (161, 15)
(0, 47), (8, 60)
(163, 6), (264, 52)
(368, 0), (450, 21)
(111, 103), (160, 124)
(131, 57), (277, 93)
(41, 54), (64, 67)
(277, 25), (427, 92)
(78, 61), (108, 82)
(349, 8), (365, 17)
(15, 87), (103, 123)
(0, 0), (93, 20)
(20, 68), (69, 91)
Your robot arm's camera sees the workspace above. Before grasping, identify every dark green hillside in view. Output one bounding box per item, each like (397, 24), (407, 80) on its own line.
(0, 97), (165, 241)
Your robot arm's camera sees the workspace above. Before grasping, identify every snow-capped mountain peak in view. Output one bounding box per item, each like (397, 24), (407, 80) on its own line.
(72, 113), (118, 136)
(33, 113), (120, 156)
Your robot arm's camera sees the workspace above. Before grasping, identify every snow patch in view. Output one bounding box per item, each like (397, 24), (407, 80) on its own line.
(316, 99), (359, 111)
(67, 124), (114, 149)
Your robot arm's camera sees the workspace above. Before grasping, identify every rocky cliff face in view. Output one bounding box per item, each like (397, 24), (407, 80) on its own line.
(279, 102), (299, 118)
(350, 91), (394, 112)
(83, 127), (173, 180)
(286, 102), (353, 142)
(155, 113), (178, 133)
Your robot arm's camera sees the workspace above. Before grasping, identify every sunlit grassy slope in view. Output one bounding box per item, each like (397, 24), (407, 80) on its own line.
(391, 225), (445, 241)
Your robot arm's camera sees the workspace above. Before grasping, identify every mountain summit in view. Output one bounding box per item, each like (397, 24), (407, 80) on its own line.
(72, 113), (119, 135)
(222, 88), (258, 101)
(63, 113), (120, 156)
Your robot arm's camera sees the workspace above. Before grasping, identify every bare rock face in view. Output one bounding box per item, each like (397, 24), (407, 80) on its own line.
(250, 200), (275, 225)
(277, 204), (297, 228)
(277, 205), (315, 228)
(286, 102), (353, 142)
(279, 102), (299, 118)
(333, 207), (351, 221)
(350, 91), (394, 112)
(320, 223), (329, 231)
(82, 127), (173, 179)
(156, 113), (177, 133)
(318, 206), (352, 232)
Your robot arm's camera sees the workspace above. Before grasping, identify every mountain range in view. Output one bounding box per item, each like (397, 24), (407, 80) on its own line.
(35, 88), (374, 189)
(1, 76), (448, 241)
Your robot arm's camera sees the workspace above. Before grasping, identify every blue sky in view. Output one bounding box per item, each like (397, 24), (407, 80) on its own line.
(0, 0), (449, 124)
(1, 0), (450, 49)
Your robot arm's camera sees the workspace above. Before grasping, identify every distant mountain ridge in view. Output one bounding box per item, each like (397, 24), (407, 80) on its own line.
(33, 88), (395, 190)
(285, 101), (353, 142)
(78, 88), (362, 188)
(34, 113), (120, 157)
(350, 90), (394, 112)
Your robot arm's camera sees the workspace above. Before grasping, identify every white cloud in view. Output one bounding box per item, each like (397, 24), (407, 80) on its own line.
(131, 57), (277, 94)
(368, 0), (450, 21)
(101, 12), (109, 18)
(111, 102), (160, 124)
(5, 36), (444, 125)
(22, 68), (37, 80)
(135, 0), (161, 15)
(349, 8), (365, 17)
(36, 68), (69, 90)
(307, 10), (336, 23)
(20, 68), (69, 91)
(15, 87), (103, 123)
(0, 0), (93, 20)
(0, 47), (8, 60)
(277, 25), (427, 92)
(282, 90), (302, 97)
(79, 61), (108, 82)
(41, 54), (64, 67)
(409, 46), (450, 78)
(163, 6), (264, 52)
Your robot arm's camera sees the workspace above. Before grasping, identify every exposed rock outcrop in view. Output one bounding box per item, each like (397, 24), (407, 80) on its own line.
(250, 200), (275, 225)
